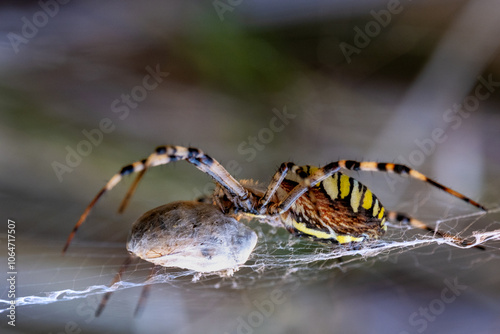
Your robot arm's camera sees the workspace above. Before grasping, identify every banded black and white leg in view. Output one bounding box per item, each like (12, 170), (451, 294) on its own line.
(386, 211), (484, 249)
(257, 162), (297, 213)
(273, 160), (487, 215)
(63, 146), (252, 253)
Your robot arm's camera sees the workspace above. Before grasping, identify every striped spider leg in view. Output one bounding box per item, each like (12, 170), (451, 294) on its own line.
(258, 160), (487, 248)
(63, 146), (258, 317)
(62, 146), (254, 254)
(117, 146), (252, 214)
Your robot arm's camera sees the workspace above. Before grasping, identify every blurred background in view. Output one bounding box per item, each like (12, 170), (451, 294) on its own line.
(1, 0), (500, 333)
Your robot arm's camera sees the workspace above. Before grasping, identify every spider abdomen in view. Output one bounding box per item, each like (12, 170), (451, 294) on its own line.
(279, 169), (387, 244)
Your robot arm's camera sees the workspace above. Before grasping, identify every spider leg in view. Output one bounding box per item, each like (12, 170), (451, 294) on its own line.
(258, 162), (296, 212)
(118, 168), (146, 213)
(274, 160), (487, 215)
(63, 146), (250, 253)
(273, 163), (341, 214)
(62, 159), (146, 253)
(133, 265), (159, 317)
(119, 146), (251, 213)
(387, 211), (485, 250)
(337, 161), (488, 211)
(95, 255), (133, 317)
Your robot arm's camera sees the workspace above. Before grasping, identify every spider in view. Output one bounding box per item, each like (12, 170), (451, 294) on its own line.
(62, 145), (487, 315)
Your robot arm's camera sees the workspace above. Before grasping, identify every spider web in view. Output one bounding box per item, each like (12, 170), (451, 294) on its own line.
(2, 205), (500, 323)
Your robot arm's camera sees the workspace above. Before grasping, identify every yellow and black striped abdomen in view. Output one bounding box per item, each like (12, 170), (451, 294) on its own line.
(279, 168), (387, 244)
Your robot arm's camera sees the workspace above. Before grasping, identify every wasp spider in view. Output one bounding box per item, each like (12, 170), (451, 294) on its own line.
(62, 145), (487, 315)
